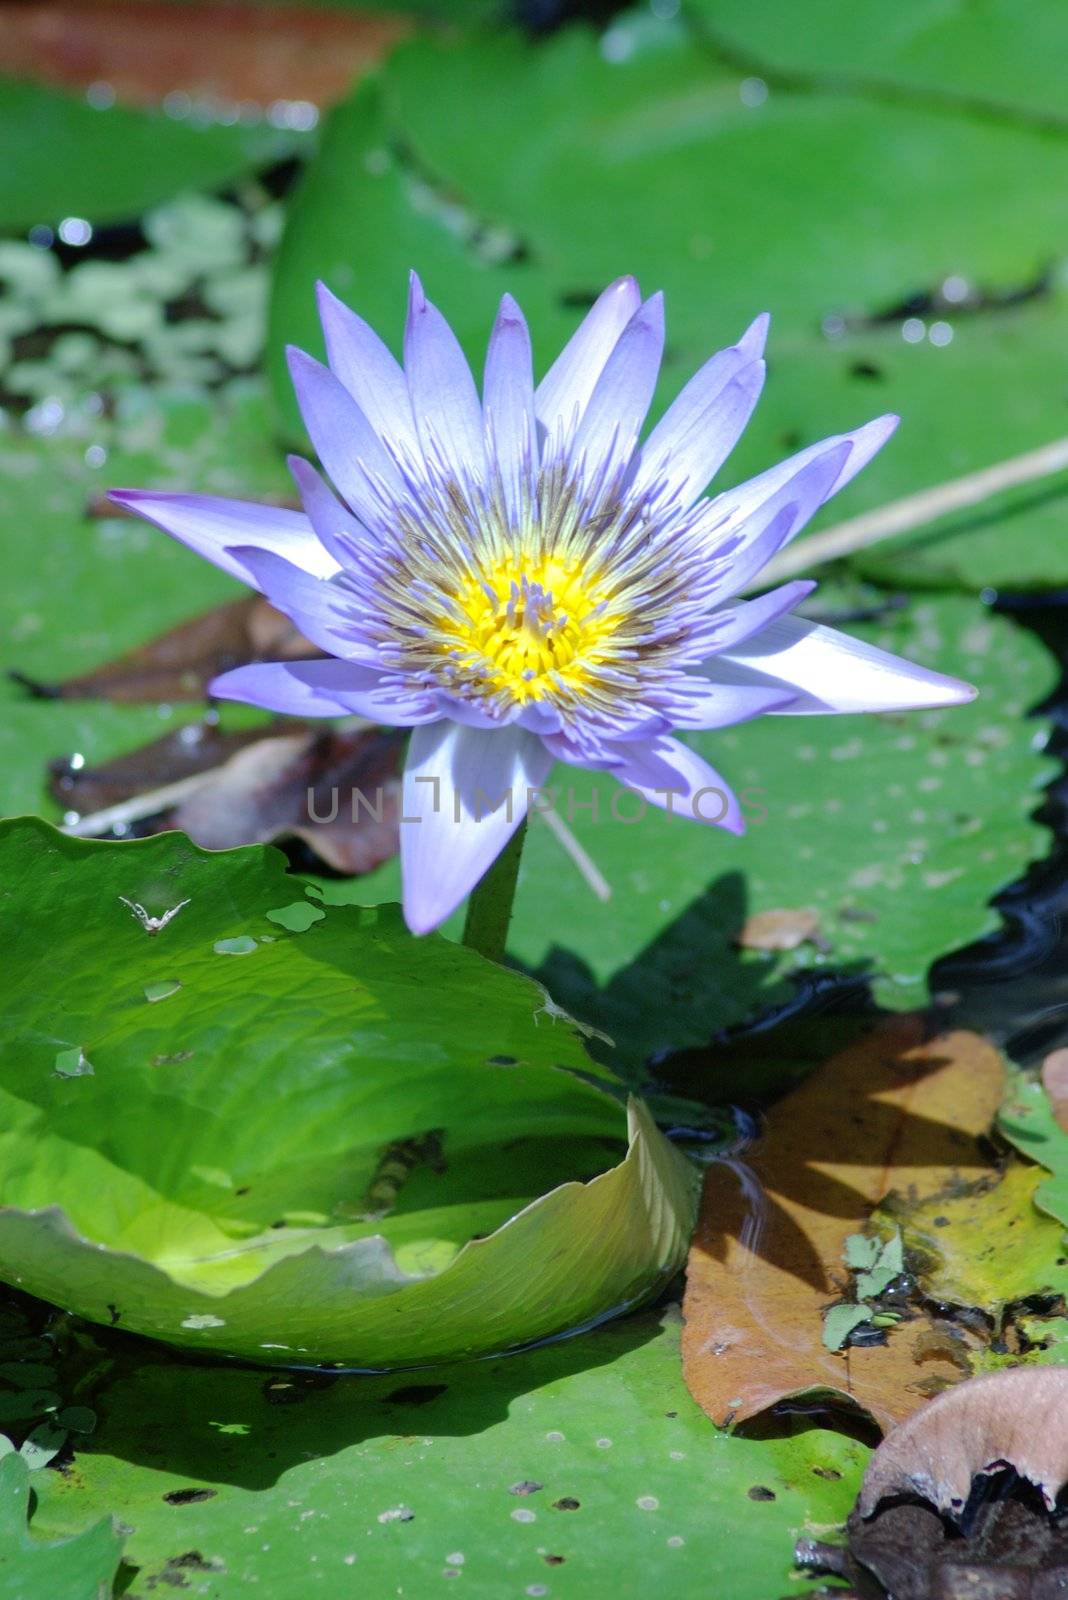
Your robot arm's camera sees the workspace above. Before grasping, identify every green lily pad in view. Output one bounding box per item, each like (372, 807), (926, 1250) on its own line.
(0, 818), (696, 1365)
(30, 1305), (867, 1598)
(1000, 1075), (1068, 1231)
(722, 299), (1068, 596)
(0, 383), (288, 823)
(270, 20), (1068, 589)
(1016, 1315), (1068, 1366)
(0, 1451), (124, 1600)
(0, 77), (304, 232)
(321, 594), (1057, 1069)
(822, 1303), (873, 1352)
(688, 0), (1068, 124)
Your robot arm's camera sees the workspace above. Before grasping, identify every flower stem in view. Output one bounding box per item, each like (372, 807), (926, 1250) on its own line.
(462, 819), (528, 964)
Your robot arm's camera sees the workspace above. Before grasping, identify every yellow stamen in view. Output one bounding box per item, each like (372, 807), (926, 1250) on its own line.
(443, 554), (620, 704)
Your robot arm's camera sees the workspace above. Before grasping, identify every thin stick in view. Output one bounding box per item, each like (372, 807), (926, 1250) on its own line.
(536, 807), (612, 902)
(754, 434), (1068, 588)
(61, 772), (214, 838)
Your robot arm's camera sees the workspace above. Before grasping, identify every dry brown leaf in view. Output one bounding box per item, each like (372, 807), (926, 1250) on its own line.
(49, 718), (281, 813)
(0, 2), (410, 109)
(53, 718), (403, 875)
(681, 1016), (1005, 1432)
(735, 906), (821, 952)
(16, 594), (319, 704)
(857, 1367), (1068, 1517)
(171, 726), (403, 874)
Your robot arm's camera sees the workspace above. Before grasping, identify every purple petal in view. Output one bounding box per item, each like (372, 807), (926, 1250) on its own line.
(400, 721), (554, 934)
(435, 693), (514, 729)
(573, 293), (665, 490)
(107, 490), (337, 585)
(701, 446), (852, 606)
(484, 293), (537, 520)
(737, 312), (770, 358)
(609, 736), (744, 833)
(535, 276), (641, 440)
(211, 659), (438, 723)
(634, 313), (769, 507)
(541, 723), (647, 769)
(316, 281), (420, 465)
(287, 455), (371, 571)
(287, 346), (403, 523)
(227, 544), (375, 663)
(515, 700), (565, 736)
(696, 579), (817, 656)
(404, 272), (485, 483)
(710, 613), (978, 714)
(708, 415), (899, 544)
(651, 679), (797, 730)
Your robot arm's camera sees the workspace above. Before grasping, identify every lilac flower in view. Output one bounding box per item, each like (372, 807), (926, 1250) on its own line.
(112, 276), (974, 933)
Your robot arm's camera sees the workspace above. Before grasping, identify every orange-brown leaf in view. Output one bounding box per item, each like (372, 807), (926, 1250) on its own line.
(681, 1016), (1005, 1432)
(0, 2), (410, 110)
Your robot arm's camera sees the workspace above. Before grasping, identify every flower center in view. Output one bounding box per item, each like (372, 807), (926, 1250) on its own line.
(446, 555), (618, 704)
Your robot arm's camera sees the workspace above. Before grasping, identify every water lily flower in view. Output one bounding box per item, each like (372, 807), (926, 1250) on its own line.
(112, 276), (974, 934)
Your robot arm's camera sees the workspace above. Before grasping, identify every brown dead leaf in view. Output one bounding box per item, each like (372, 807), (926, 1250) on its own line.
(56, 721), (404, 876)
(858, 1367), (1068, 1517)
(15, 594), (319, 703)
(0, 2), (410, 110)
(681, 1016), (1005, 1432)
(49, 718), (279, 813)
(170, 726), (403, 874)
(735, 907), (821, 952)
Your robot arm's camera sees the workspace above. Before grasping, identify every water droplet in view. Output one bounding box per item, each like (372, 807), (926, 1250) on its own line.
(58, 217), (92, 247)
(267, 99), (319, 132)
(25, 397), (65, 436)
(144, 980), (181, 1004)
(214, 937), (257, 956)
(601, 23), (635, 61)
(54, 1047), (93, 1079)
(266, 902), (326, 933)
